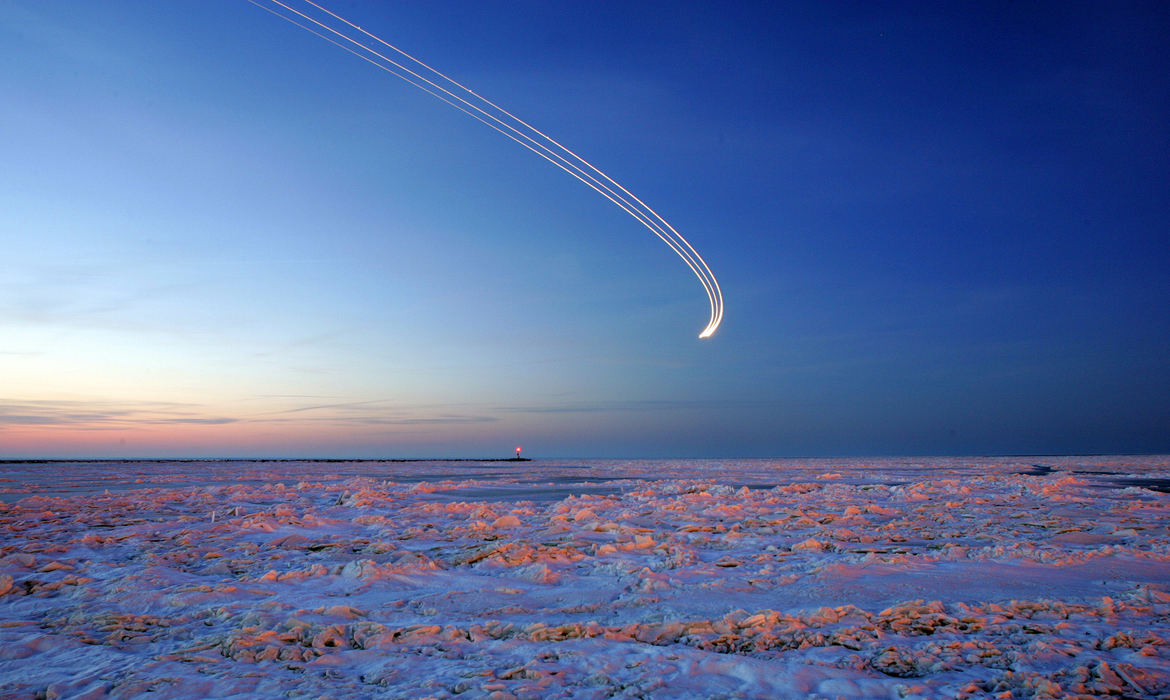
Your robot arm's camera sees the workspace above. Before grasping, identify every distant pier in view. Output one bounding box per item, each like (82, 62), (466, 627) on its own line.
(0, 457), (533, 464)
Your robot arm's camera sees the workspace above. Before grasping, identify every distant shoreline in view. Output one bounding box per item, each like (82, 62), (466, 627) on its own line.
(0, 457), (533, 464)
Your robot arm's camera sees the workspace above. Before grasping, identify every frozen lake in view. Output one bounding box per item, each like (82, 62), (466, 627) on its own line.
(3, 455), (1168, 502)
(2, 456), (1168, 697)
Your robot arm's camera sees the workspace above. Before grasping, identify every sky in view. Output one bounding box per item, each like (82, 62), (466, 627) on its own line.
(2, 1), (1168, 459)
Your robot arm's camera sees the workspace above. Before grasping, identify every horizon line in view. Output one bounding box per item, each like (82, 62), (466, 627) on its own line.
(3, 451), (1168, 464)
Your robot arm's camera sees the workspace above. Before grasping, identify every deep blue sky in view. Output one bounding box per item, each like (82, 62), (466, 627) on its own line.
(2, 1), (1167, 458)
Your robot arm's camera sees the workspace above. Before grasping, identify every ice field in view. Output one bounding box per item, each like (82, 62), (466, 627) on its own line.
(2, 457), (1168, 698)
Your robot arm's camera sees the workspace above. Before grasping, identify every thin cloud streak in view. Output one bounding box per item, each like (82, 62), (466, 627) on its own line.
(497, 399), (775, 414)
(0, 399), (238, 429)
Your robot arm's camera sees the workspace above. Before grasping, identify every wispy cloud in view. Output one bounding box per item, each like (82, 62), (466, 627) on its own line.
(0, 276), (192, 331)
(261, 415), (499, 426)
(0, 399), (238, 430)
(252, 399), (497, 426)
(149, 417), (238, 425)
(497, 399), (769, 414)
(271, 400), (386, 415)
(0, 396), (500, 433)
(1, 394), (770, 435)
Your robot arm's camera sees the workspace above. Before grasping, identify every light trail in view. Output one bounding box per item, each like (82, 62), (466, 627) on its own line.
(249, 0), (723, 338)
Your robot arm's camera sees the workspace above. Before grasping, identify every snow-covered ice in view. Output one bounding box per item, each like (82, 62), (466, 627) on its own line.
(1, 457), (1168, 698)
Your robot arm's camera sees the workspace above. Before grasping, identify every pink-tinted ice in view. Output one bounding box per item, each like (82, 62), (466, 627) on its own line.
(1, 457), (1168, 698)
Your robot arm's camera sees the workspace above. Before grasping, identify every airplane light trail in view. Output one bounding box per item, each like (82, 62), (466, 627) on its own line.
(249, 0), (724, 338)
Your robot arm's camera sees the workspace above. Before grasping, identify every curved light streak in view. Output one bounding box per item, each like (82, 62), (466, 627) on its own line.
(249, 0), (723, 338)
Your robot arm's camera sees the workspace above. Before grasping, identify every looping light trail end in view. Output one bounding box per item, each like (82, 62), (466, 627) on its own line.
(249, 0), (724, 338)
